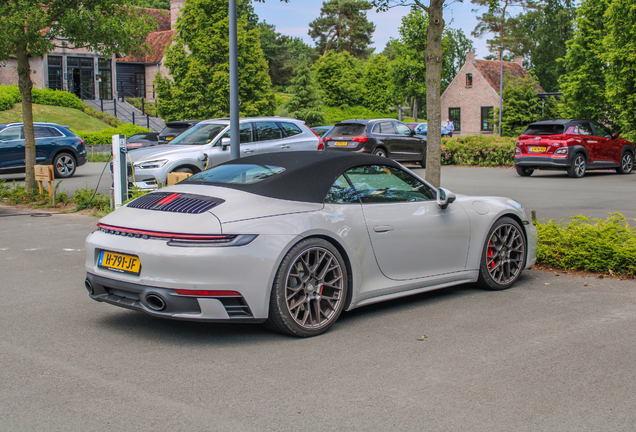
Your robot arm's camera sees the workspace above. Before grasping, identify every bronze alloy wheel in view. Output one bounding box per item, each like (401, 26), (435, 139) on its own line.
(266, 238), (347, 337)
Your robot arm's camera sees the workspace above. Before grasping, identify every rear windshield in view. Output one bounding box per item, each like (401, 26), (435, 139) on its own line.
(160, 125), (191, 136)
(170, 123), (226, 146)
(329, 124), (366, 137)
(522, 124), (565, 135)
(183, 164), (285, 184)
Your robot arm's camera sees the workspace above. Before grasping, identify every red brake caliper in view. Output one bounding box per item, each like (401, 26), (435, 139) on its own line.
(487, 241), (496, 268)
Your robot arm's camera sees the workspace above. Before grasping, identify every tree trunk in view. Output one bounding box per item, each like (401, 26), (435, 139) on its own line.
(413, 98), (418, 122)
(424, 0), (444, 188)
(16, 46), (37, 192)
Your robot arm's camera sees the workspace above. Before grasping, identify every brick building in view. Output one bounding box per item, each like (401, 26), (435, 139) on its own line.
(0, 7), (176, 102)
(441, 52), (544, 135)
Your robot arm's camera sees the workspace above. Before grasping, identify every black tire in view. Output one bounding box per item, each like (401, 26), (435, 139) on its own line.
(53, 152), (76, 178)
(373, 148), (387, 158)
(172, 167), (194, 174)
(265, 238), (348, 337)
(616, 151), (634, 174)
(420, 148), (427, 168)
(477, 217), (527, 291)
(567, 153), (586, 178)
(515, 166), (533, 177)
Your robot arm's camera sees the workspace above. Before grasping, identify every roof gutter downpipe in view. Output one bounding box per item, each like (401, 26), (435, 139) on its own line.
(229, 0), (240, 160)
(499, 45), (504, 137)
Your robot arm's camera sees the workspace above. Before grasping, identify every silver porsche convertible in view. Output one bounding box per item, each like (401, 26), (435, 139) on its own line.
(85, 152), (537, 337)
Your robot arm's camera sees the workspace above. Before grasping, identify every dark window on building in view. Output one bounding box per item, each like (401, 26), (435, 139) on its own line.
(449, 107), (461, 131)
(66, 57), (94, 99)
(47, 56), (63, 91)
(98, 58), (112, 100)
(466, 73), (473, 87)
(135, 72), (145, 97)
(481, 107), (494, 131)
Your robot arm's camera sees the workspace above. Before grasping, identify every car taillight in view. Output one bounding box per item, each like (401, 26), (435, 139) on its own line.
(551, 135), (569, 141)
(309, 128), (324, 150)
(351, 137), (369, 143)
(174, 290), (241, 297)
(515, 146), (521, 154)
(79, 138), (85, 145)
(324, 137), (331, 142)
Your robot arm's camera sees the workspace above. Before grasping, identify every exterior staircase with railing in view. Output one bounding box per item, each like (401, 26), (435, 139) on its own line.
(84, 99), (166, 132)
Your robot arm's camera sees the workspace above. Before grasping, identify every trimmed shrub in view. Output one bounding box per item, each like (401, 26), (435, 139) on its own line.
(32, 88), (84, 110)
(81, 104), (122, 127)
(535, 213), (636, 277)
(441, 135), (517, 167)
(0, 85), (21, 111)
(74, 124), (151, 146)
(324, 105), (398, 125)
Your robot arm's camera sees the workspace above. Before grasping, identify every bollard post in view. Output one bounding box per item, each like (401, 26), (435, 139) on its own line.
(132, 111), (135, 125)
(113, 99), (117, 118)
(531, 210), (537, 223)
(100, 99), (103, 112)
(146, 115), (150, 129)
(141, 98), (145, 115)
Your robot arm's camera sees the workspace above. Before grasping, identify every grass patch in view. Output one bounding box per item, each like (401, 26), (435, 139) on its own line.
(0, 103), (111, 132)
(535, 213), (636, 277)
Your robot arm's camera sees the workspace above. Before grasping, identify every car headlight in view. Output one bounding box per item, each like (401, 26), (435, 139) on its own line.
(134, 159), (168, 170)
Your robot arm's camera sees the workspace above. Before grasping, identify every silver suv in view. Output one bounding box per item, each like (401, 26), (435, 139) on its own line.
(127, 117), (322, 189)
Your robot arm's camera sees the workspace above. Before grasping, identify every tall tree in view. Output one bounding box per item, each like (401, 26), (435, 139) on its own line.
(282, 59), (326, 126)
(505, 0), (575, 92)
(309, 0), (376, 58)
(471, 0), (538, 60)
(362, 54), (396, 111)
(259, 22), (314, 89)
(313, 51), (364, 107)
(155, 0), (275, 121)
(558, 0), (612, 125)
(603, 0), (636, 142)
(0, 0), (155, 190)
(372, 0), (446, 188)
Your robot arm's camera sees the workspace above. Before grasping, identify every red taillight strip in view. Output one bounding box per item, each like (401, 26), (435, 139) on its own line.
(351, 137), (369, 143)
(97, 223), (231, 241)
(157, 193), (182, 205)
(174, 290), (241, 297)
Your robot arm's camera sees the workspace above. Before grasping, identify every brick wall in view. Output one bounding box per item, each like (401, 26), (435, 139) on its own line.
(170, 0), (185, 29)
(0, 58), (43, 89)
(441, 52), (499, 135)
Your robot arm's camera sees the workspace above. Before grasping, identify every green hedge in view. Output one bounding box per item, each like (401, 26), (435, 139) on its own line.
(73, 124), (151, 146)
(441, 135), (517, 167)
(535, 213), (636, 277)
(32, 88), (84, 110)
(0, 85), (21, 111)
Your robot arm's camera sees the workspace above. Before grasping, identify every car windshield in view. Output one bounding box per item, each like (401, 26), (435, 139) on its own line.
(170, 123), (226, 146)
(183, 164), (285, 184)
(523, 124), (565, 135)
(329, 124), (366, 136)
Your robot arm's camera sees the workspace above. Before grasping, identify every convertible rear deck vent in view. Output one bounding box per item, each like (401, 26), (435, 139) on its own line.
(218, 297), (254, 318)
(127, 192), (224, 214)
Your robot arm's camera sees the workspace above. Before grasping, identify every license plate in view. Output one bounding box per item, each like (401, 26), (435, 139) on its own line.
(335, 141), (348, 146)
(529, 146), (547, 152)
(98, 250), (141, 275)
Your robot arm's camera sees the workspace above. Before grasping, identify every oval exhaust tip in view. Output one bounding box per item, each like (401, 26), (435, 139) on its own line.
(85, 279), (94, 295)
(146, 294), (166, 311)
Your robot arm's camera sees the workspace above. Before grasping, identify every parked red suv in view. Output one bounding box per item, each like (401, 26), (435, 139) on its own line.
(514, 119), (634, 178)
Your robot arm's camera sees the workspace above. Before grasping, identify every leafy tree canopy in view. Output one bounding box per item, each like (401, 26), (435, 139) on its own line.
(309, 0), (376, 58)
(361, 54), (396, 111)
(155, 0), (275, 121)
(282, 59), (326, 126)
(0, 0), (156, 190)
(313, 51), (364, 107)
(259, 22), (314, 89)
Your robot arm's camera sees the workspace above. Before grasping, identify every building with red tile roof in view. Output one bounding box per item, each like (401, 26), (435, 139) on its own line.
(441, 52), (544, 135)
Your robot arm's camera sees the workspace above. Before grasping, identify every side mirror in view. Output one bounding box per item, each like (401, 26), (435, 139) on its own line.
(612, 133), (618, 140)
(437, 187), (456, 210)
(221, 137), (231, 150)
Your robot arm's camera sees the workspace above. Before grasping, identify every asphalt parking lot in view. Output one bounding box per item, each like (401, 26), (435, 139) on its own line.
(2, 161), (634, 223)
(1, 204), (636, 431)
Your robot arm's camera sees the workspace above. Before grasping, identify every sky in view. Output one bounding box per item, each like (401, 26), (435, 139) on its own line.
(252, 1), (524, 59)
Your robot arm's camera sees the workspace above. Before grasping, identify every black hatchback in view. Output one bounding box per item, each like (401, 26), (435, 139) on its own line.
(0, 122), (87, 178)
(158, 120), (202, 145)
(324, 119), (428, 167)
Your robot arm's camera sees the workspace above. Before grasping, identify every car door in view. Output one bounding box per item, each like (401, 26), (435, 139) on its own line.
(592, 122), (620, 162)
(278, 121), (314, 150)
(575, 123), (599, 162)
(372, 121), (397, 156)
(34, 126), (63, 164)
(254, 121), (290, 154)
(344, 164), (471, 281)
(393, 121), (423, 161)
(0, 126), (25, 170)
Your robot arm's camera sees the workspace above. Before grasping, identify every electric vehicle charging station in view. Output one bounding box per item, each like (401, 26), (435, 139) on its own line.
(111, 134), (128, 208)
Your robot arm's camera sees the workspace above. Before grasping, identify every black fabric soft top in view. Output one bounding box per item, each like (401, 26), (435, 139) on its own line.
(182, 151), (404, 203)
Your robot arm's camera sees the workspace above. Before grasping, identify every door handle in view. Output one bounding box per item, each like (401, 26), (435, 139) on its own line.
(243, 149), (254, 154)
(281, 145), (291, 149)
(373, 225), (394, 233)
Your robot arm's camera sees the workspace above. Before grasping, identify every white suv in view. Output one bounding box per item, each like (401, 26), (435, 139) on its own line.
(128, 117), (322, 189)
